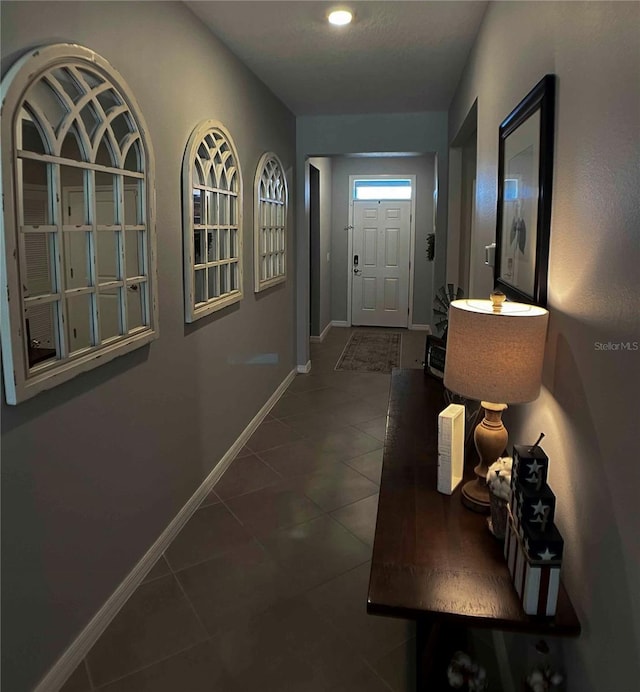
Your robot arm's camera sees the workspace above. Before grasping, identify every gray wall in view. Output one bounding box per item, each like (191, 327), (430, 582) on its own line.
(330, 156), (436, 326)
(296, 112), (448, 366)
(307, 157), (332, 337)
(1, 2), (296, 690)
(449, 1), (640, 689)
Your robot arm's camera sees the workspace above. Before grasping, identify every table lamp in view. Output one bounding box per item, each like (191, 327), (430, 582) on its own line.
(443, 291), (549, 512)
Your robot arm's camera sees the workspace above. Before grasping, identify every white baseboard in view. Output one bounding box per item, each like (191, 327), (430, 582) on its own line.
(309, 321), (332, 343)
(296, 360), (311, 374)
(409, 323), (431, 331)
(331, 320), (350, 328)
(33, 368), (297, 692)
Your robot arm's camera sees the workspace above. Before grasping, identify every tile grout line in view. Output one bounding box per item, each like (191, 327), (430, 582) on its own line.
(89, 640), (209, 691)
(83, 657), (95, 691)
(172, 568), (213, 646)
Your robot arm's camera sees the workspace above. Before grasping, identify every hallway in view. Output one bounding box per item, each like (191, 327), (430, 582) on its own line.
(61, 328), (427, 692)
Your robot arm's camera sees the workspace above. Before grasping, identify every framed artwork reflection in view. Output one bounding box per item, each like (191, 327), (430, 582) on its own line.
(495, 74), (555, 307)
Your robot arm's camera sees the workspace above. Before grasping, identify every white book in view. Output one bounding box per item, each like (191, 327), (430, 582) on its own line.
(437, 404), (465, 495)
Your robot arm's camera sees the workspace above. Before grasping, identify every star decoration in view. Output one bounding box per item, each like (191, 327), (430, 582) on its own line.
(531, 500), (548, 516)
(538, 548), (556, 561)
(527, 460), (543, 474)
(526, 473), (541, 484)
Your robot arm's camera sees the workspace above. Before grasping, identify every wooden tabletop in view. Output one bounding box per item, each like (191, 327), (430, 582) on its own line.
(367, 369), (580, 636)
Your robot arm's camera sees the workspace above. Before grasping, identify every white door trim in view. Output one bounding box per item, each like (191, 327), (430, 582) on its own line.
(346, 174), (416, 327)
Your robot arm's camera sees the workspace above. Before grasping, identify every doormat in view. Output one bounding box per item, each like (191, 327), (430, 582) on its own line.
(335, 331), (402, 374)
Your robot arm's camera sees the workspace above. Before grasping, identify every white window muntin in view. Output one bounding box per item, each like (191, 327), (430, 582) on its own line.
(183, 120), (243, 322)
(254, 152), (287, 293)
(0, 44), (158, 405)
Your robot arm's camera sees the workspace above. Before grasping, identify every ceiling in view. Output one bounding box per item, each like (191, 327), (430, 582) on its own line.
(185, 1), (488, 116)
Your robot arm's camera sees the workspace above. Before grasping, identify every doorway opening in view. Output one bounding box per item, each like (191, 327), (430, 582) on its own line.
(309, 164), (321, 337)
(448, 102), (478, 299)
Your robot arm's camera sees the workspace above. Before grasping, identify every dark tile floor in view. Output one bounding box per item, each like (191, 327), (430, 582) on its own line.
(60, 327), (427, 692)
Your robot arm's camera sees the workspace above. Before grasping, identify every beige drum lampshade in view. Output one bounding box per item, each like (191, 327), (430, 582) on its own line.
(444, 298), (549, 404)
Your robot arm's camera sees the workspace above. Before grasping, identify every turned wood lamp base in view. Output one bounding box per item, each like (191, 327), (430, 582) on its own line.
(461, 401), (508, 514)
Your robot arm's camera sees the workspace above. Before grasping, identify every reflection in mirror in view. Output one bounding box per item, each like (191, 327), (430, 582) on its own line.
(25, 78), (67, 133)
(220, 195), (229, 225)
(195, 269), (206, 303)
(97, 230), (118, 280)
(127, 284), (144, 330)
(76, 67), (104, 90)
(193, 189), (202, 225)
(125, 229), (142, 277)
(95, 172), (117, 225)
(230, 229), (238, 259)
(124, 177), (141, 225)
(20, 109), (47, 154)
(96, 88), (121, 115)
(99, 287), (121, 342)
(96, 138), (116, 168)
(79, 102), (100, 139)
(61, 164), (86, 224)
(228, 164), (237, 194)
(208, 267), (219, 299)
(194, 230), (204, 265)
(21, 159), (51, 225)
(220, 229), (229, 260)
(220, 264), (229, 295)
(111, 112), (133, 145)
(26, 303), (58, 367)
(193, 158), (204, 186)
(66, 293), (92, 353)
(123, 139), (142, 172)
(64, 231), (90, 289)
(207, 231), (216, 262)
(50, 67), (84, 104)
(24, 233), (55, 296)
(60, 124), (85, 160)
(230, 196), (237, 225)
(206, 191), (217, 226)
(230, 262), (238, 292)
(500, 112), (540, 296)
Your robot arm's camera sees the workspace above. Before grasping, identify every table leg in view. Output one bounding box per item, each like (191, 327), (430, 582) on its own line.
(415, 617), (468, 691)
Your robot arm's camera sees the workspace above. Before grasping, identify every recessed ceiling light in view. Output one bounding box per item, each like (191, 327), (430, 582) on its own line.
(328, 10), (353, 26)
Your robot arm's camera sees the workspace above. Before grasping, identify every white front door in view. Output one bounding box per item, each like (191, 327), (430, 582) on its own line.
(351, 200), (411, 328)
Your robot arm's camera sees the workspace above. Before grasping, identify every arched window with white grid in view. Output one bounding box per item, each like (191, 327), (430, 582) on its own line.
(254, 152), (288, 293)
(182, 121), (243, 322)
(0, 44), (157, 405)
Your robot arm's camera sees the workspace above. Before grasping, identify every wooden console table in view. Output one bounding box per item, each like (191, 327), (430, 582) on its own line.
(367, 369), (580, 687)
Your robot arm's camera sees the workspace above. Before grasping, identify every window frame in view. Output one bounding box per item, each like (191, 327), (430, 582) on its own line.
(253, 152), (288, 293)
(0, 43), (158, 405)
(182, 120), (243, 322)
(353, 178), (413, 200)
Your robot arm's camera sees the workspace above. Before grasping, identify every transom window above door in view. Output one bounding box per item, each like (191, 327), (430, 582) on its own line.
(182, 121), (243, 322)
(353, 178), (412, 200)
(0, 43), (158, 405)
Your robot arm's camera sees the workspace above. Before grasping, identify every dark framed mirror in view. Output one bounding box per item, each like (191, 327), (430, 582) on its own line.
(494, 74), (555, 307)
